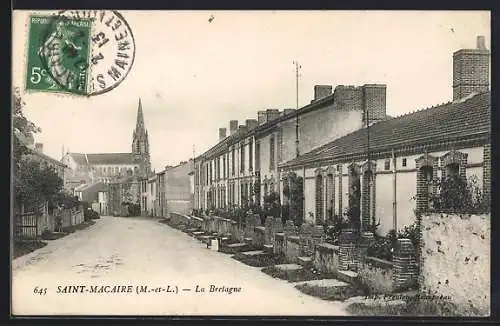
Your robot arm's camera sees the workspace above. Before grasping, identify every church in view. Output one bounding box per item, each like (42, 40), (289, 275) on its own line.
(62, 99), (152, 193)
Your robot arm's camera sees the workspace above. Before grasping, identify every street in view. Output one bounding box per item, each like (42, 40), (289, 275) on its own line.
(12, 216), (348, 316)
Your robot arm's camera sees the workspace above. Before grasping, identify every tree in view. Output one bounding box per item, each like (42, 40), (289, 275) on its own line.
(15, 159), (64, 211)
(12, 87), (41, 170)
(12, 87), (65, 212)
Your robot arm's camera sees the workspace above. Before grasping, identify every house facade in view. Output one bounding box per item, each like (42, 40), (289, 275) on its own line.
(191, 36), (489, 235)
(279, 36), (490, 234)
(194, 83), (389, 213)
(164, 160), (194, 215)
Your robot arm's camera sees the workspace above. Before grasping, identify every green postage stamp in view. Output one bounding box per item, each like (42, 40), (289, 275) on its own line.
(25, 11), (136, 96)
(26, 15), (93, 95)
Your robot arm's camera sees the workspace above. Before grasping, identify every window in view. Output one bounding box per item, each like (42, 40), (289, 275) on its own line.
(210, 161), (213, 183)
(223, 156), (226, 179)
(315, 174), (324, 223)
(384, 158), (390, 171)
(270, 137), (275, 169)
(446, 163), (460, 179)
(249, 140), (253, 172)
(216, 158), (220, 180)
(326, 174), (334, 219)
(255, 141), (261, 171)
(277, 130), (283, 162)
(402, 158), (407, 167)
(240, 144), (245, 173)
(206, 165), (209, 185)
(231, 147), (235, 176)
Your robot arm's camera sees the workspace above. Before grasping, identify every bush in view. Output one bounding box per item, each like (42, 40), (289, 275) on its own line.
(430, 175), (489, 214)
(84, 208), (100, 221)
(323, 214), (350, 245)
(366, 222), (420, 261)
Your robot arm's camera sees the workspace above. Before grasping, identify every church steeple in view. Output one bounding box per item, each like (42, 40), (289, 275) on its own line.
(131, 98), (151, 176)
(136, 98), (145, 132)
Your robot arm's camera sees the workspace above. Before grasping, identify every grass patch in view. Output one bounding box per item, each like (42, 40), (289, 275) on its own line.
(13, 241), (47, 259)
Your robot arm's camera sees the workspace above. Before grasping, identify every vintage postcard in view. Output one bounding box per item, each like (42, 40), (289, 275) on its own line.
(11, 10), (491, 317)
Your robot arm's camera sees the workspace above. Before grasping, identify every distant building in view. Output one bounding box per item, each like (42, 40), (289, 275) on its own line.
(165, 160), (194, 215)
(62, 98), (152, 193)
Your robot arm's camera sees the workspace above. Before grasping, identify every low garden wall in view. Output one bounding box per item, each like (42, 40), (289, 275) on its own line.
(420, 213), (490, 316)
(358, 256), (394, 294)
(313, 243), (340, 276)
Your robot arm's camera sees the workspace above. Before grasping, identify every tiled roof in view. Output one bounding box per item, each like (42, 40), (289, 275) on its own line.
(280, 92), (490, 168)
(69, 153), (134, 165)
(75, 181), (108, 193)
(30, 150), (66, 167)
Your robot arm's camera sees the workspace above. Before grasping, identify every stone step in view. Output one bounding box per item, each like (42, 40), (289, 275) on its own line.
(186, 228), (200, 233)
(337, 270), (359, 285)
(196, 235), (215, 242)
(220, 242), (249, 254)
(297, 256), (313, 268)
(263, 244), (274, 254)
(243, 237), (253, 245)
(191, 231), (205, 236)
(294, 278), (354, 301)
(262, 263), (304, 281)
(233, 250), (274, 267)
(239, 250), (268, 257)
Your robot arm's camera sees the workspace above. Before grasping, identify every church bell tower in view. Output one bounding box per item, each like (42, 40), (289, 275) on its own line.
(131, 98), (151, 176)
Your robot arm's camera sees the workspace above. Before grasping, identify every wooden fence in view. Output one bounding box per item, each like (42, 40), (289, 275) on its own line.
(14, 205), (84, 242)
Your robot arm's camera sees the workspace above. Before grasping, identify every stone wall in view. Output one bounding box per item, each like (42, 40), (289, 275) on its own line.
(420, 213), (490, 316)
(358, 257), (394, 294)
(313, 243), (340, 276)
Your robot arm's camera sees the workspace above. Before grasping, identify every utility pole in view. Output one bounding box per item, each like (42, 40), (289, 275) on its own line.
(366, 106), (372, 232)
(293, 61), (302, 158)
(193, 144), (196, 209)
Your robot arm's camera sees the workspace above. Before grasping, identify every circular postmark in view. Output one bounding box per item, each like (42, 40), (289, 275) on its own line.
(37, 10), (135, 96)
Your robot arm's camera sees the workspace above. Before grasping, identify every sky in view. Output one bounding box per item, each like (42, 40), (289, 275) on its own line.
(12, 10), (490, 172)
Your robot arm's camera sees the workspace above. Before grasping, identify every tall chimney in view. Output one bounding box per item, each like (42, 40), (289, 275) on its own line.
(35, 143), (43, 153)
(477, 35), (486, 50)
(245, 119), (258, 130)
(229, 120), (238, 135)
(257, 110), (267, 125)
(313, 85), (333, 101)
(453, 35), (490, 101)
(266, 109), (280, 122)
(218, 128), (227, 141)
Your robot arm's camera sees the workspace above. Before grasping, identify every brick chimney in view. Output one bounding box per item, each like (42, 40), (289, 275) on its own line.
(238, 125), (248, 133)
(266, 109), (280, 122)
(283, 108), (296, 116)
(313, 85), (333, 101)
(362, 84), (387, 124)
(245, 119), (258, 130)
(218, 128), (227, 141)
(477, 35), (486, 50)
(453, 35), (490, 101)
(35, 143), (43, 153)
(257, 110), (267, 125)
(229, 120), (238, 135)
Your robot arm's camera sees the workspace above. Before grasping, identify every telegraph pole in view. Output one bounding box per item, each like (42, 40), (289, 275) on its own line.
(293, 61), (302, 158)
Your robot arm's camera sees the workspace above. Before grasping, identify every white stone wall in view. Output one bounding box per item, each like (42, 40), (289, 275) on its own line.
(421, 213), (490, 316)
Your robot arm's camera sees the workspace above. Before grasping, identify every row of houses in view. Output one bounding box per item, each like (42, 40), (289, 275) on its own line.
(187, 36), (490, 235)
(138, 160), (194, 217)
